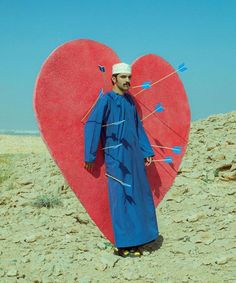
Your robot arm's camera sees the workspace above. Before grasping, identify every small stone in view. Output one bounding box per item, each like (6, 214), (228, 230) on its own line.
(202, 257), (214, 265)
(190, 232), (215, 245)
(78, 276), (92, 283)
(94, 261), (107, 271)
(213, 154), (225, 160)
(96, 242), (107, 250)
(6, 268), (18, 277)
(17, 178), (33, 185)
(74, 214), (89, 225)
(66, 226), (80, 234)
(76, 242), (88, 252)
(220, 171), (236, 181)
(24, 234), (42, 243)
(216, 163), (232, 171)
(100, 253), (119, 268)
(64, 210), (75, 216)
(172, 215), (184, 223)
(184, 172), (203, 179)
(215, 256), (232, 265)
(186, 212), (204, 222)
(174, 196), (184, 203)
(122, 269), (141, 280)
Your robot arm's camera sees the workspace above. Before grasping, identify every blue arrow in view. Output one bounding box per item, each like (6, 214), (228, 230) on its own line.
(142, 102), (165, 121)
(172, 146), (182, 154)
(141, 81), (151, 89)
(178, 63), (187, 72)
(164, 156), (173, 164)
(155, 103), (164, 112)
(98, 65), (106, 72)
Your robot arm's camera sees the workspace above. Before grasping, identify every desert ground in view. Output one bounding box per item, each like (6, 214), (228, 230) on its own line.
(0, 111), (236, 283)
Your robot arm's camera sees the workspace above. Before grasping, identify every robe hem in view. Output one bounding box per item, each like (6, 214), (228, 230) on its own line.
(115, 234), (159, 249)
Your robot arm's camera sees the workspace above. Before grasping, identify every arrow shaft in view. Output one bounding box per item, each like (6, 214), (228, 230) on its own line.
(82, 69), (109, 122)
(105, 173), (131, 187)
(102, 120), (125, 127)
(81, 95), (101, 122)
(102, 143), (122, 150)
(133, 67), (184, 97)
(132, 83), (149, 89)
(151, 145), (172, 150)
(141, 105), (163, 121)
(141, 109), (156, 121)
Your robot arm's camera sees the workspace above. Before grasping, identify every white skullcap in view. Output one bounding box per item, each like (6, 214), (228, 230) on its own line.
(112, 63), (131, 75)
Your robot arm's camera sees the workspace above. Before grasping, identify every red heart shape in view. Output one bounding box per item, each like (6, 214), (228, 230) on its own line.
(34, 39), (190, 245)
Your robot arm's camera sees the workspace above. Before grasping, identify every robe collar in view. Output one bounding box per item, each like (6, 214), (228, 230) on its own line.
(108, 91), (127, 106)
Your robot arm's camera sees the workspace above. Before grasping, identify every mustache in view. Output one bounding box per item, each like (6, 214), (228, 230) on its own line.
(123, 83), (130, 86)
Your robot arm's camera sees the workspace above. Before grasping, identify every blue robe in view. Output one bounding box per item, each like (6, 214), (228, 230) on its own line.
(84, 90), (159, 248)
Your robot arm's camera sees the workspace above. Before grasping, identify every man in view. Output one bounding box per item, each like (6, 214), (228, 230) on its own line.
(84, 63), (159, 257)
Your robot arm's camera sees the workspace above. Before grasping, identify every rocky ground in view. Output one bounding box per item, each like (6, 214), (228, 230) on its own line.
(0, 111), (236, 283)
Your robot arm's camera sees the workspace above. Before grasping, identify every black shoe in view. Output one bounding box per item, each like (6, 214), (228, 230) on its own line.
(129, 247), (143, 257)
(113, 247), (130, 257)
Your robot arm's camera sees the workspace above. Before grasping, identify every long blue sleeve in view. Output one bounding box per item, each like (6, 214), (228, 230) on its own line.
(84, 96), (108, 162)
(135, 107), (155, 159)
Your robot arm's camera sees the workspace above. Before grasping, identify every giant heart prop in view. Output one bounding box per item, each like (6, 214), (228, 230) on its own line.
(33, 39), (191, 244)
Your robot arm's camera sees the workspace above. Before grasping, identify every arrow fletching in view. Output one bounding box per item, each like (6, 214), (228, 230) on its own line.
(155, 103), (164, 112)
(141, 81), (151, 89)
(172, 146), (182, 154)
(178, 63), (187, 72)
(164, 156), (173, 163)
(98, 65), (106, 72)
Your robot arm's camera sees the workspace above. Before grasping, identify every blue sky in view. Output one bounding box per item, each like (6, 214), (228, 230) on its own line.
(0, 0), (235, 131)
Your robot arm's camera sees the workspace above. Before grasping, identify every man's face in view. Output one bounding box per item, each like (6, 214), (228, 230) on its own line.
(113, 73), (131, 92)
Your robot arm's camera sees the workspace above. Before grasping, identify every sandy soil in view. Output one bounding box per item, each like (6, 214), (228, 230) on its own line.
(0, 111), (236, 283)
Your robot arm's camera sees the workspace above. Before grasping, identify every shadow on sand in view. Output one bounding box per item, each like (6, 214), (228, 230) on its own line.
(138, 235), (164, 254)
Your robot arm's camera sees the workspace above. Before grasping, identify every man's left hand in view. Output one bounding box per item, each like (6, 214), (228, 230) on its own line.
(144, 156), (152, 166)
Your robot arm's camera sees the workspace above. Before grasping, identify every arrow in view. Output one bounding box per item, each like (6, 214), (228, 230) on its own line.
(172, 146), (182, 154)
(102, 120), (125, 127)
(102, 143), (123, 150)
(81, 64), (108, 122)
(178, 63), (187, 72)
(152, 156), (173, 164)
(98, 88), (103, 98)
(133, 63), (188, 97)
(151, 145), (182, 154)
(105, 173), (131, 187)
(132, 81), (151, 89)
(81, 88), (103, 122)
(141, 103), (164, 121)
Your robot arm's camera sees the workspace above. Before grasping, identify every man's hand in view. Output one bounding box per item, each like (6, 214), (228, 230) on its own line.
(144, 156), (152, 166)
(84, 161), (95, 172)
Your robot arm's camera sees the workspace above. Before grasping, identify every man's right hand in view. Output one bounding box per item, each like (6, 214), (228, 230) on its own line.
(84, 161), (95, 172)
